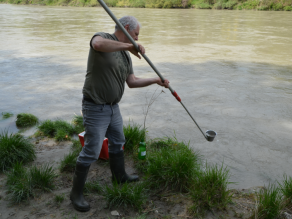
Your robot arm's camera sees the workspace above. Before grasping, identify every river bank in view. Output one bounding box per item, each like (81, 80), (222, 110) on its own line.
(1, 0), (292, 10)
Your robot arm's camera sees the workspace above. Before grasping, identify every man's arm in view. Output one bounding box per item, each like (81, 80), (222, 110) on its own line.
(126, 74), (170, 88)
(91, 36), (145, 59)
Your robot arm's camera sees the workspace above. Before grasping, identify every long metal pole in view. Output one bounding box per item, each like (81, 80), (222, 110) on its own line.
(97, 0), (208, 141)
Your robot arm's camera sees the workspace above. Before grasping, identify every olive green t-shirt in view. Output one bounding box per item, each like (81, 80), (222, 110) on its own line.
(82, 32), (134, 104)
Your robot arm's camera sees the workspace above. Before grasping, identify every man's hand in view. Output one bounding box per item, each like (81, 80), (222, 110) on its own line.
(156, 77), (170, 88)
(128, 43), (145, 59)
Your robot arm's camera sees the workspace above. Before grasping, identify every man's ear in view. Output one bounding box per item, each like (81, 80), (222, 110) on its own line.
(124, 24), (130, 31)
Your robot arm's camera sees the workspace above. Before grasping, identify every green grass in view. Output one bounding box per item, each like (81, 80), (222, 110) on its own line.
(188, 163), (232, 217)
(252, 184), (282, 219)
(2, 112), (13, 119)
(123, 122), (146, 153)
(194, 1), (212, 8)
(37, 119), (76, 141)
(59, 152), (78, 172)
(71, 139), (83, 155)
(59, 140), (82, 172)
(72, 115), (84, 134)
(54, 193), (65, 204)
(6, 162), (32, 203)
(6, 162), (56, 204)
(16, 113), (39, 128)
(84, 180), (103, 194)
(279, 175), (292, 208)
(0, 131), (36, 172)
(104, 181), (147, 210)
(146, 137), (201, 192)
(29, 164), (56, 191)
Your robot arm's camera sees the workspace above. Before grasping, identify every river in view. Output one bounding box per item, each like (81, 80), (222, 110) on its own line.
(0, 4), (292, 189)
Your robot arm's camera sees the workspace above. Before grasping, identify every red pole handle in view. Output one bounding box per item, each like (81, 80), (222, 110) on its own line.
(172, 91), (181, 102)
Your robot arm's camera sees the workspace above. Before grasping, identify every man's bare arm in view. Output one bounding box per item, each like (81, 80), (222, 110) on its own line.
(91, 36), (145, 59)
(126, 74), (169, 88)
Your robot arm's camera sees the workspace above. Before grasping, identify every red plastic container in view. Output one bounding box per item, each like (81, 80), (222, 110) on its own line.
(78, 131), (123, 160)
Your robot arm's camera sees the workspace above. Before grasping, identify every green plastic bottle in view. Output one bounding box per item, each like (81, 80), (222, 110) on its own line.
(138, 139), (146, 160)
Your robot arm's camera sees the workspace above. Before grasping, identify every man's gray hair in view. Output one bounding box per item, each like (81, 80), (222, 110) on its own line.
(115, 16), (141, 31)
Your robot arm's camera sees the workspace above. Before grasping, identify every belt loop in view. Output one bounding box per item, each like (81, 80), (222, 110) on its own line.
(111, 103), (114, 115)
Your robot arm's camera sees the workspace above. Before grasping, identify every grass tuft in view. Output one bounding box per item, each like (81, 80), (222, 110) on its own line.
(6, 162), (56, 204)
(29, 164), (56, 191)
(54, 193), (65, 204)
(279, 175), (292, 208)
(37, 119), (76, 141)
(59, 152), (78, 172)
(84, 180), (103, 194)
(59, 139), (82, 172)
(72, 115), (84, 134)
(189, 163), (232, 217)
(71, 139), (83, 155)
(146, 137), (201, 192)
(123, 122), (146, 152)
(2, 112), (13, 119)
(253, 184), (282, 219)
(104, 181), (147, 210)
(16, 113), (39, 128)
(0, 131), (36, 172)
(6, 163), (32, 203)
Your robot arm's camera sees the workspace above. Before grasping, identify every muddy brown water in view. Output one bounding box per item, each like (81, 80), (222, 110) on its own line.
(0, 4), (292, 189)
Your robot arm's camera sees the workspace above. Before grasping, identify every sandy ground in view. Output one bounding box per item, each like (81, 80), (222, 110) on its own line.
(0, 137), (262, 219)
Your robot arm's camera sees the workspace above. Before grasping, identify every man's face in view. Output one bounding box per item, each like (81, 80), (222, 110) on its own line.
(125, 25), (140, 42)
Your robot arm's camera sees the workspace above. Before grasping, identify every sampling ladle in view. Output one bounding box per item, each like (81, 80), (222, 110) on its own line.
(97, 0), (217, 142)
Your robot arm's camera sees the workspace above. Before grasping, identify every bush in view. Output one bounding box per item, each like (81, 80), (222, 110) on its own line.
(271, 2), (283, 10)
(189, 163), (232, 217)
(104, 181), (147, 210)
(0, 131), (35, 172)
(1, 112), (13, 119)
(252, 185), (283, 219)
(195, 2), (212, 8)
(283, 5), (292, 10)
(225, 0), (237, 8)
(123, 122), (146, 153)
(6, 162), (56, 204)
(16, 113), (39, 128)
(146, 137), (201, 191)
(241, 0), (259, 9)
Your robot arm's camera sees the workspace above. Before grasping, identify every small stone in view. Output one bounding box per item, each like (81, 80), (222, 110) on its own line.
(155, 210), (159, 213)
(111, 210), (119, 216)
(284, 212), (292, 219)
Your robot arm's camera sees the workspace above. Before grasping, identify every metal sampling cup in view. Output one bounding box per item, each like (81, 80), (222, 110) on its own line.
(205, 130), (217, 142)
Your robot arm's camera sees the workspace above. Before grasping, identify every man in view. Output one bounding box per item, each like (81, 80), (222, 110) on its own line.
(70, 16), (169, 212)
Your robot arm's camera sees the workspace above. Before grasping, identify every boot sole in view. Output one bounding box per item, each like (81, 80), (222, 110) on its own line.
(70, 198), (91, 212)
(114, 177), (140, 184)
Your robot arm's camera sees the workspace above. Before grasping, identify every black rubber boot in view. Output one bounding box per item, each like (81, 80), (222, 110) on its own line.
(109, 151), (139, 184)
(70, 162), (91, 212)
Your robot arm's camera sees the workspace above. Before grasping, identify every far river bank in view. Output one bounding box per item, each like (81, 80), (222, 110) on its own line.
(1, 0), (292, 11)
